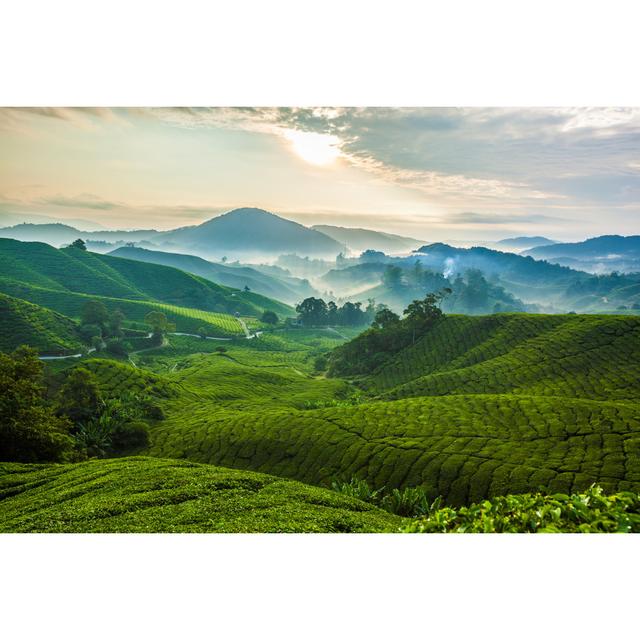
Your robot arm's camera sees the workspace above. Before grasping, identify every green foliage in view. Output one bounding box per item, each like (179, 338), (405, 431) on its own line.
(144, 311), (175, 337)
(0, 238), (292, 320)
(69, 238), (87, 251)
(0, 346), (74, 462)
(0, 457), (402, 533)
(331, 477), (440, 517)
(0, 293), (82, 354)
(56, 367), (103, 422)
(261, 310), (279, 325)
(81, 299), (109, 327)
(402, 485), (640, 533)
(327, 289), (450, 376)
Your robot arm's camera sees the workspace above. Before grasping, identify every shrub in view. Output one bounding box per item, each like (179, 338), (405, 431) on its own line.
(111, 420), (150, 450)
(313, 355), (328, 372)
(402, 485), (640, 533)
(106, 338), (128, 356)
(331, 477), (385, 505)
(78, 323), (103, 341)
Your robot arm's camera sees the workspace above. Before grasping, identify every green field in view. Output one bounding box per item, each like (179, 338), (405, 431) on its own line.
(0, 457), (402, 533)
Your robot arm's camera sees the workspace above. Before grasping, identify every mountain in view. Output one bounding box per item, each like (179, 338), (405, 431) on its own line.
(0, 293), (82, 354)
(0, 239), (293, 332)
(0, 222), (160, 247)
(496, 236), (557, 249)
(157, 208), (345, 259)
(523, 235), (640, 273)
(108, 246), (318, 305)
(0, 211), (106, 230)
(311, 224), (424, 254)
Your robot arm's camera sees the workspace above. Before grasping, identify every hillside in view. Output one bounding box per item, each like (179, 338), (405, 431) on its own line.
(0, 238), (293, 320)
(311, 225), (424, 254)
(134, 314), (640, 505)
(0, 293), (82, 354)
(158, 208), (345, 259)
(0, 457), (401, 533)
(108, 246), (317, 305)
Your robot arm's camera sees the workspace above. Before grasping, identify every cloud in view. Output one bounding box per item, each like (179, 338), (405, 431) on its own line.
(40, 193), (122, 210)
(445, 211), (567, 225)
(146, 107), (640, 210)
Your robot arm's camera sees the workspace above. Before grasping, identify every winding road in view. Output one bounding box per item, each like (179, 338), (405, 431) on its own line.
(37, 318), (261, 361)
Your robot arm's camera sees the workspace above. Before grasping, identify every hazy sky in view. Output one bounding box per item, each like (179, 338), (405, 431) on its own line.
(0, 107), (638, 241)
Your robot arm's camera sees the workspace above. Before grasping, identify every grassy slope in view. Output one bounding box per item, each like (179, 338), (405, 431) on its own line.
(0, 457), (401, 533)
(0, 293), (83, 354)
(0, 238), (293, 318)
(140, 315), (640, 505)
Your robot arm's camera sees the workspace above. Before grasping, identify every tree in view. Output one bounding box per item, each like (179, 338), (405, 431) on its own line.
(221, 256), (228, 263)
(339, 301), (366, 326)
(383, 265), (403, 288)
(81, 300), (109, 328)
(108, 309), (125, 338)
(197, 326), (209, 339)
(372, 308), (400, 330)
(70, 238), (87, 251)
(327, 301), (338, 325)
(295, 297), (328, 326)
(56, 367), (103, 423)
(260, 310), (278, 325)
(243, 285), (251, 292)
(0, 347), (74, 462)
(144, 311), (175, 340)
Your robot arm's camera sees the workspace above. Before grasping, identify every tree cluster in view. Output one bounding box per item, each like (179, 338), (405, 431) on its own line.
(327, 289), (450, 377)
(295, 297), (377, 327)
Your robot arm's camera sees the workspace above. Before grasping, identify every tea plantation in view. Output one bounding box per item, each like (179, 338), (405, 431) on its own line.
(0, 457), (402, 533)
(135, 314), (640, 505)
(0, 293), (83, 354)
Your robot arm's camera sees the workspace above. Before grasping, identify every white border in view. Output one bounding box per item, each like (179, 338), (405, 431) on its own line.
(2, 1), (639, 637)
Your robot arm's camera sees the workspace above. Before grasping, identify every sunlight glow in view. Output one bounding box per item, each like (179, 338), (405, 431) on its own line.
(284, 129), (341, 166)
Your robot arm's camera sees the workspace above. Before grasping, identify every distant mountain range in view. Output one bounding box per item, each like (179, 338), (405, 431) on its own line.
(0, 222), (159, 246)
(522, 235), (640, 273)
(496, 236), (557, 249)
(311, 224), (424, 254)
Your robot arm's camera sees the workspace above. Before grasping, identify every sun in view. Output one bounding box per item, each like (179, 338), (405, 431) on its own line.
(284, 129), (341, 166)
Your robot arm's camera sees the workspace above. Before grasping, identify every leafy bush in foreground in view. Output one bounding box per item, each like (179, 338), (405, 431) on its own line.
(331, 477), (442, 517)
(402, 485), (640, 533)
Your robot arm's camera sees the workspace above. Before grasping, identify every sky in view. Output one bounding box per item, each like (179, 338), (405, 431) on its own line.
(0, 107), (639, 242)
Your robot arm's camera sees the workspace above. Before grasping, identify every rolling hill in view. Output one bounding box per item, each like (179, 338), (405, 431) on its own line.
(157, 208), (345, 259)
(108, 246), (318, 305)
(311, 225), (424, 254)
(0, 293), (82, 354)
(0, 457), (401, 533)
(0, 239), (293, 323)
(136, 313), (640, 505)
